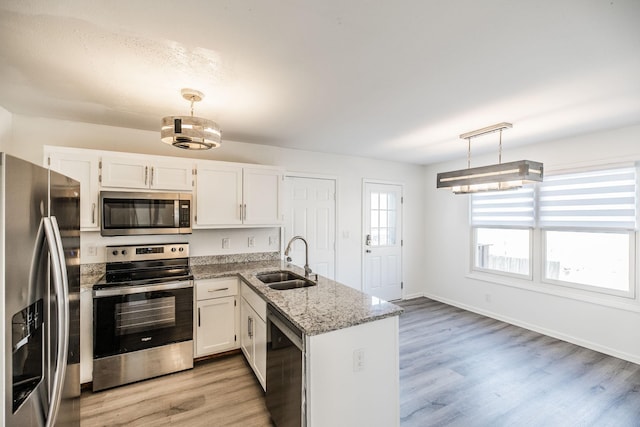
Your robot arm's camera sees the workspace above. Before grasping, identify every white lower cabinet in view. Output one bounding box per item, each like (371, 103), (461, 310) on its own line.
(194, 278), (239, 358)
(240, 282), (267, 390)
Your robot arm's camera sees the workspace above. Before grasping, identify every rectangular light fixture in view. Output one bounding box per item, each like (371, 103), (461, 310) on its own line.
(436, 159), (543, 194)
(436, 122), (544, 194)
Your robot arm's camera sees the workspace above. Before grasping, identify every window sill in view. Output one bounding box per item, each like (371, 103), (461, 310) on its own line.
(466, 271), (640, 313)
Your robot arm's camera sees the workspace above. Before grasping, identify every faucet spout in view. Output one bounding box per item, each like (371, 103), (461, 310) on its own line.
(284, 235), (313, 277)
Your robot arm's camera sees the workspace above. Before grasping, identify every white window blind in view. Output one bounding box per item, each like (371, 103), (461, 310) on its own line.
(538, 166), (637, 230)
(471, 187), (535, 227)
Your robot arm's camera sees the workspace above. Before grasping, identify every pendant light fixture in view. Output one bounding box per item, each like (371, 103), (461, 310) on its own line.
(436, 122), (543, 194)
(161, 88), (221, 150)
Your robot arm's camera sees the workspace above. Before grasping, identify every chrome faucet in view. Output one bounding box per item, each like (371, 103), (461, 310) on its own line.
(284, 235), (313, 277)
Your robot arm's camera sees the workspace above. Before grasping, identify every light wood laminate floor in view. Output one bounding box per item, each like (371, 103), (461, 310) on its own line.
(80, 353), (273, 427)
(399, 298), (640, 427)
(81, 297), (640, 426)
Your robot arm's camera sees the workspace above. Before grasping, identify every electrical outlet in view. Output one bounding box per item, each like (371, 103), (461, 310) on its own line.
(269, 235), (278, 246)
(353, 348), (365, 372)
(87, 245), (98, 257)
(248, 236), (255, 247)
(222, 238), (230, 249)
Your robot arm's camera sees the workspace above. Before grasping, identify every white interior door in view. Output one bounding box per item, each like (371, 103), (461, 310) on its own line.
(284, 176), (336, 279)
(363, 182), (403, 301)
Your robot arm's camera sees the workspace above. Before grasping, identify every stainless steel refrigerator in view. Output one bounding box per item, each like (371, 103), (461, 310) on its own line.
(1, 153), (80, 426)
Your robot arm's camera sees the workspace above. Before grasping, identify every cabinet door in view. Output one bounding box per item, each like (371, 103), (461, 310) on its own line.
(240, 297), (255, 362)
(195, 162), (243, 226)
(243, 167), (283, 225)
(150, 160), (194, 191)
(101, 155), (149, 189)
(46, 149), (100, 230)
(253, 314), (267, 390)
(196, 296), (236, 357)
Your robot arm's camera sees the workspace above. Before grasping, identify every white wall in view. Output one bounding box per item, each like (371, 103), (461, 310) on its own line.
(423, 124), (640, 363)
(0, 106), (11, 152)
(9, 115), (426, 293)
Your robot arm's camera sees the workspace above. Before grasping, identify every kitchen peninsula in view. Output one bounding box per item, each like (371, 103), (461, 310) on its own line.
(192, 260), (403, 427)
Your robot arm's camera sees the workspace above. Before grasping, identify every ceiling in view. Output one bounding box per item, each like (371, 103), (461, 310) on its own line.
(1, 1), (639, 165)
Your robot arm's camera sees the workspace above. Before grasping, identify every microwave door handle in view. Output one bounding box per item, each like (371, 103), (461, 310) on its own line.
(174, 200), (180, 227)
(43, 216), (70, 427)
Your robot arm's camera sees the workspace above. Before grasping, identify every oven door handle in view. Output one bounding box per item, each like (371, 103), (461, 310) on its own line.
(93, 280), (193, 298)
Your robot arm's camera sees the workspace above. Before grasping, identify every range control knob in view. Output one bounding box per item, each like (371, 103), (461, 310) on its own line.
(171, 247), (177, 252)
(179, 247), (184, 252)
(121, 250), (127, 255)
(112, 250), (118, 256)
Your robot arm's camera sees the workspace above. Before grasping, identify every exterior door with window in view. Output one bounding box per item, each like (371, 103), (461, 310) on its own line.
(363, 182), (403, 301)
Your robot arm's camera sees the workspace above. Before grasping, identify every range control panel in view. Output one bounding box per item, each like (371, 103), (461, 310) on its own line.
(106, 243), (189, 263)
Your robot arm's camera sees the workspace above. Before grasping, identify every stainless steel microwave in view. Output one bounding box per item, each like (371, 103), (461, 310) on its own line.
(100, 191), (192, 236)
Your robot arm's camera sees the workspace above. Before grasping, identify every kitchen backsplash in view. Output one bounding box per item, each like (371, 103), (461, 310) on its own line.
(190, 251), (281, 265)
(80, 227), (282, 264)
(80, 251), (282, 289)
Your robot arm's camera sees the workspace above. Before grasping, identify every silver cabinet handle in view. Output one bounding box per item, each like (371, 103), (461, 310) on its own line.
(150, 167), (154, 187)
(208, 287), (229, 292)
(92, 202), (96, 224)
(243, 204), (247, 221)
(198, 307), (201, 327)
(248, 316), (253, 338)
(144, 166), (148, 186)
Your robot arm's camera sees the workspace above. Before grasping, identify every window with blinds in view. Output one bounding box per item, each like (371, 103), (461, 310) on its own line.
(471, 187), (535, 277)
(538, 166), (637, 230)
(471, 187), (536, 227)
(469, 164), (638, 296)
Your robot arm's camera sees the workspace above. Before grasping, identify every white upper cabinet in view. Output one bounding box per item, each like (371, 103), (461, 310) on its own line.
(44, 146), (101, 231)
(42, 146), (282, 231)
(195, 161), (283, 227)
(101, 154), (193, 191)
(243, 167), (283, 225)
(195, 162), (244, 226)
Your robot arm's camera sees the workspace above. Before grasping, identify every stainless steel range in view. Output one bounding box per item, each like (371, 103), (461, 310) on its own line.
(92, 243), (194, 391)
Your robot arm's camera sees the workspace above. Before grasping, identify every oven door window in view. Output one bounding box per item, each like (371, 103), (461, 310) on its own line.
(93, 287), (192, 358)
(102, 199), (176, 230)
(116, 296), (175, 336)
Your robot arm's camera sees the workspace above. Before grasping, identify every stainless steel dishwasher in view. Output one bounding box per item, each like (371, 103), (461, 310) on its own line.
(266, 305), (305, 427)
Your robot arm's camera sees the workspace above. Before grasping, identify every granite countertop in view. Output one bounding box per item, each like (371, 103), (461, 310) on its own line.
(81, 273), (104, 290)
(191, 260), (403, 336)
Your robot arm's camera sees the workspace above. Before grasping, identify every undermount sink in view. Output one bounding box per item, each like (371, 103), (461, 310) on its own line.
(256, 271), (317, 290)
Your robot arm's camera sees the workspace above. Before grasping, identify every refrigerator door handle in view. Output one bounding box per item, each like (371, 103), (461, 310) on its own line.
(25, 219), (48, 426)
(43, 216), (70, 427)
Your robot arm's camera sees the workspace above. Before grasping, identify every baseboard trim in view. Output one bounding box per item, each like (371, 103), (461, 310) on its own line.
(409, 292), (640, 366)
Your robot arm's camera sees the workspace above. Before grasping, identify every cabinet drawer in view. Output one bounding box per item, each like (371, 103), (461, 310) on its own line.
(241, 281), (267, 321)
(196, 277), (238, 300)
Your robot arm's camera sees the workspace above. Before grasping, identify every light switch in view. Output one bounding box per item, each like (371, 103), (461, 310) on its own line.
(248, 236), (255, 247)
(222, 238), (230, 249)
